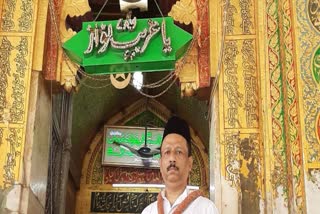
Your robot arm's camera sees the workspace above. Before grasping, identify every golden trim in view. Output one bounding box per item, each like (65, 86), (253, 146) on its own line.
(32, 0), (49, 71)
(307, 163), (320, 169)
(210, 0), (220, 77)
(57, 0), (90, 90)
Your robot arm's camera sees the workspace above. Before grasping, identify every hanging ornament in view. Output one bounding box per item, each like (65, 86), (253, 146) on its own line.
(110, 73), (132, 89)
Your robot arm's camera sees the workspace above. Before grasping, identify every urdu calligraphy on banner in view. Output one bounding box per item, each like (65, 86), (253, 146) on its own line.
(91, 192), (157, 213)
(63, 17), (192, 74)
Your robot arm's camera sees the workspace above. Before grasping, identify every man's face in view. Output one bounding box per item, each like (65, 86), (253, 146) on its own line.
(159, 133), (193, 186)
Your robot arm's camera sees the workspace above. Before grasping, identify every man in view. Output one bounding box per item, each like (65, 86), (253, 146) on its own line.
(142, 116), (219, 214)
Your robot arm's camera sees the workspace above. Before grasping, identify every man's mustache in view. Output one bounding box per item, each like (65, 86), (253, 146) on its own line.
(167, 163), (179, 171)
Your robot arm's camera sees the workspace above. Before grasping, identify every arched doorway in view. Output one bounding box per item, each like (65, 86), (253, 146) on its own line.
(75, 98), (209, 213)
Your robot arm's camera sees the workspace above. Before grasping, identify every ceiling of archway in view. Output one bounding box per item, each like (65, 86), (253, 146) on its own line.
(70, 72), (211, 185)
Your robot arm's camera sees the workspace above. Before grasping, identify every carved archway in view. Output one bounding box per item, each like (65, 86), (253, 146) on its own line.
(76, 98), (209, 213)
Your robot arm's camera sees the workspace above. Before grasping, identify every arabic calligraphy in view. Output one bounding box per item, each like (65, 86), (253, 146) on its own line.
(104, 166), (162, 184)
(84, 17), (172, 61)
(91, 192), (157, 213)
(161, 20), (172, 55)
(103, 126), (163, 167)
(106, 127), (163, 157)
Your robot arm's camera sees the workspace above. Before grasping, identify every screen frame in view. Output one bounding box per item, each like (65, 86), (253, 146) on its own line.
(102, 125), (164, 168)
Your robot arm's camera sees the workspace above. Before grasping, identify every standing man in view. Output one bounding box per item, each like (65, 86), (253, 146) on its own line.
(142, 116), (219, 214)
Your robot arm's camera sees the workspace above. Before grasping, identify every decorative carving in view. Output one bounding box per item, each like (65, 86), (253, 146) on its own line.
(241, 40), (258, 128)
(91, 143), (103, 185)
(224, 40), (243, 128)
(44, 0), (60, 80)
(169, 0), (197, 92)
(169, 0), (211, 88)
(3, 128), (22, 188)
(169, 0), (197, 25)
(10, 37), (27, 123)
(45, 0), (90, 90)
(1, 0), (33, 32)
(86, 142), (100, 184)
(44, 30), (58, 79)
(61, 75), (77, 93)
(223, 132), (241, 188)
(267, 0), (289, 200)
(1, 0), (17, 31)
(224, 0), (237, 35)
(281, 0), (306, 211)
(15, 37), (28, 77)
(181, 82), (198, 97)
(18, 0), (33, 32)
(91, 192), (157, 213)
(0, 37), (13, 122)
(59, 0), (90, 91)
(60, 0), (90, 42)
(308, 0), (320, 32)
(195, 0), (210, 87)
(189, 144), (203, 187)
(124, 109), (166, 128)
(239, 0), (253, 34)
(0, 0), (35, 192)
(10, 73), (25, 123)
(175, 47), (198, 88)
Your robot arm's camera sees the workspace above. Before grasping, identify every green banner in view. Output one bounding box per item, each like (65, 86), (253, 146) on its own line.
(63, 17), (192, 74)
